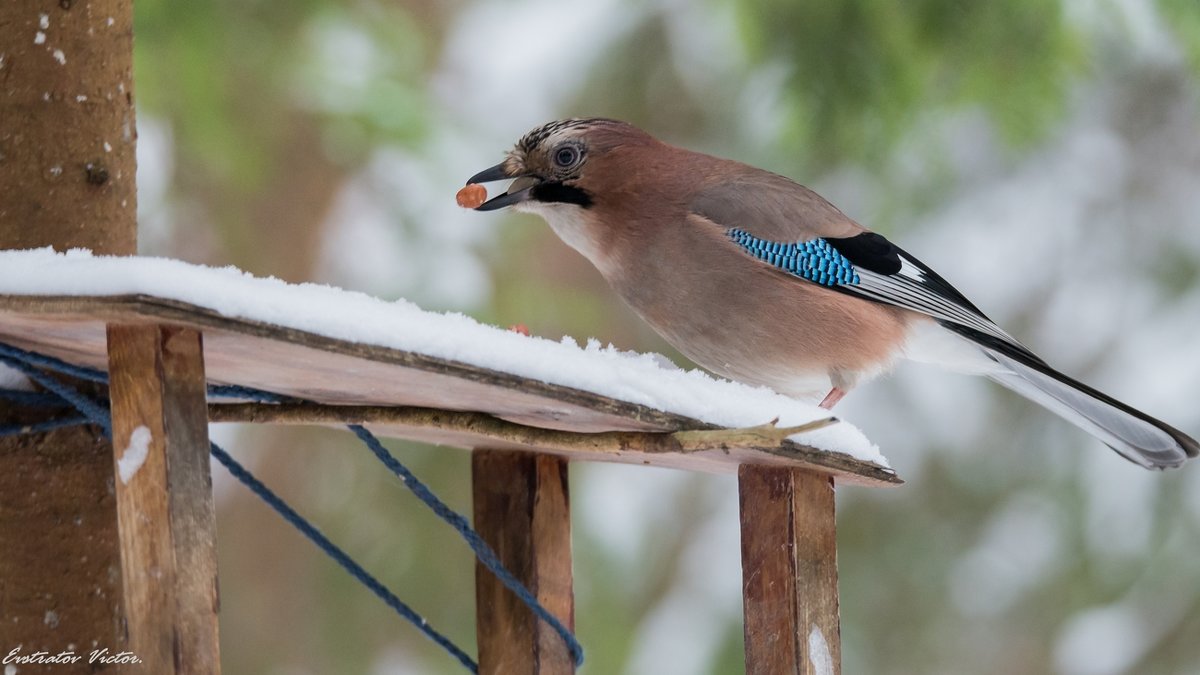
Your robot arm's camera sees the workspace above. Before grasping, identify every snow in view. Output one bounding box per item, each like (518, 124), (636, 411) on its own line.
(117, 425), (152, 484)
(0, 248), (883, 464)
(808, 625), (833, 675)
(0, 364), (32, 391)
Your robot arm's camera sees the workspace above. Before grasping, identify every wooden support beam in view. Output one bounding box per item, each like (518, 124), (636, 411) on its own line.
(473, 451), (575, 675)
(107, 325), (220, 674)
(205, 402), (897, 486)
(739, 465), (840, 675)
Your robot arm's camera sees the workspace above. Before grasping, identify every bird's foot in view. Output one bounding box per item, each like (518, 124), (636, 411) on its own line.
(671, 416), (839, 452)
(819, 387), (846, 410)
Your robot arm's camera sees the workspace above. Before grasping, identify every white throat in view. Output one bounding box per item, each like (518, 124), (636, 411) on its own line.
(515, 201), (612, 272)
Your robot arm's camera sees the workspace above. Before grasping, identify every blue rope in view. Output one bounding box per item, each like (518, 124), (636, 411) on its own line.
(0, 350), (111, 436)
(0, 342), (108, 383)
(0, 388), (66, 406)
(0, 346), (475, 670)
(349, 424), (585, 667)
(129, 354), (582, 663)
(208, 383), (287, 402)
(0, 340), (584, 669)
(208, 441), (479, 672)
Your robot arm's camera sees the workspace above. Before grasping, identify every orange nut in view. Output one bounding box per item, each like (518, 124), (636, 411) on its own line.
(456, 183), (487, 209)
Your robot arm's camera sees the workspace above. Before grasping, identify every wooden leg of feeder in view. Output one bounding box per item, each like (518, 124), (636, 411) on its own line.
(107, 325), (220, 674)
(472, 451), (574, 675)
(739, 465), (840, 675)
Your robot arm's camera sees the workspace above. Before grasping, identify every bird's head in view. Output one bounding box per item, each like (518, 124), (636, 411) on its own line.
(465, 118), (655, 214)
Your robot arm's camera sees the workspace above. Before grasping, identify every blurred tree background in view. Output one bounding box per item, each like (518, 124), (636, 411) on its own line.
(130, 0), (1200, 673)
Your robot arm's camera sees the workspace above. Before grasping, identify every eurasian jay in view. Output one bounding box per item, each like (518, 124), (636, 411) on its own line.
(465, 118), (1198, 470)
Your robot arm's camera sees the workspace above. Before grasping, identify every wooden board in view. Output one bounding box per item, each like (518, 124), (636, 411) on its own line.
(739, 466), (841, 675)
(473, 452), (575, 675)
(107, 325), (221, 674)
(0, 294), (900, 485)
(0, 294), (698, 432)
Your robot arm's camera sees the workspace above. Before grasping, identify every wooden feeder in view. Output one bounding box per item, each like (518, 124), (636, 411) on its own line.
(0, 1), (900, 670)
(0, 292), (899, 674)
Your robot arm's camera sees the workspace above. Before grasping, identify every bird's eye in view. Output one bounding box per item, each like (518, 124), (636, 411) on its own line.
(553, 145), (580, 168)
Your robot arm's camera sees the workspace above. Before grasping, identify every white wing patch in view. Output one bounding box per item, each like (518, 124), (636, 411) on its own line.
(849, 254), (1024, 350)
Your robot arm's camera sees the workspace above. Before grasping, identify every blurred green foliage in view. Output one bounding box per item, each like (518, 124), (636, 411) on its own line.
(734, 0), (1084, 169)
(135, 0), (432, 186)
(1162, 0), (1200, 73)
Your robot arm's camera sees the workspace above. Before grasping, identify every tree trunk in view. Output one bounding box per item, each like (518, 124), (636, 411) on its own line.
(0, 1), (137, 670)
(0, 0), (137, 254)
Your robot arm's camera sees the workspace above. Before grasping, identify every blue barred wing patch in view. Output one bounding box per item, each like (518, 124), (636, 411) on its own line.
(727, 228), (860, 286)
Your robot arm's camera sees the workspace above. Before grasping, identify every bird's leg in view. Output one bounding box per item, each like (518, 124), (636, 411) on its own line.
(819, 387), (845, 410)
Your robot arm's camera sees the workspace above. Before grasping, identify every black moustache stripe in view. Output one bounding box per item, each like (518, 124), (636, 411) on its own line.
(531, 183), (594, 208)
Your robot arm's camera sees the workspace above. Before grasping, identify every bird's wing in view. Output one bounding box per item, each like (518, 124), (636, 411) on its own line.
(691, 182), (1198, 468)
(696, 194), (1032, 357)
(691, 179), (1036, 360)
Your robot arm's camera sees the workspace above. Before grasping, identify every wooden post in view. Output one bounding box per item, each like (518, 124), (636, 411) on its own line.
(0, 0), (138, 667)
(739, 465), (841, 675)
(472, 451), (574, 675)
(106, 325), (220, 674)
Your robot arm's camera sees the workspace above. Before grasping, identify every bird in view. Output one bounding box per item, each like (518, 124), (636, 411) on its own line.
(464, 118), (1198, 470)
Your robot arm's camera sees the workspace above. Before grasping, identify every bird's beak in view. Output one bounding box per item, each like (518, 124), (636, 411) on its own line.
(466, 162), (542, 211)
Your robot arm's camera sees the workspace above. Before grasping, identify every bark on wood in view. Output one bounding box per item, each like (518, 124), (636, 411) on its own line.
(473, 451), (575, 675)
(0, 1), (137, 668)
(739, 465), (841, 675)
(106, 325), (219, 674)
(0, 418), (124, 673)
(206, 401), (899, 484)
(208, 401), (833, 453)
(0, 0), (138, 255)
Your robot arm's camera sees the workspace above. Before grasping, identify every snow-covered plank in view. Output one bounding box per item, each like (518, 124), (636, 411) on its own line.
(0, 249), (897, 485)
(0, 293), (698, 433)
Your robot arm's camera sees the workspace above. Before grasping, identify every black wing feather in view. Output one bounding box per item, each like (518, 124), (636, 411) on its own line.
(826, 233), (988, 317)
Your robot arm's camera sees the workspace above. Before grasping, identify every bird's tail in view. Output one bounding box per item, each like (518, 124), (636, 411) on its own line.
(980, 348), (1198, 469)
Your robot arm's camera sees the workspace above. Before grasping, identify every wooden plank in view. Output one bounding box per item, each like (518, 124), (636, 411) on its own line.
(207, 403), (900, 486)
(107, 325), (220, 674)
(739, 465), (840, 675)
(0, 295), (901, 485)
(0, 294), (701, 432)
(473, 451), (575, 675)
